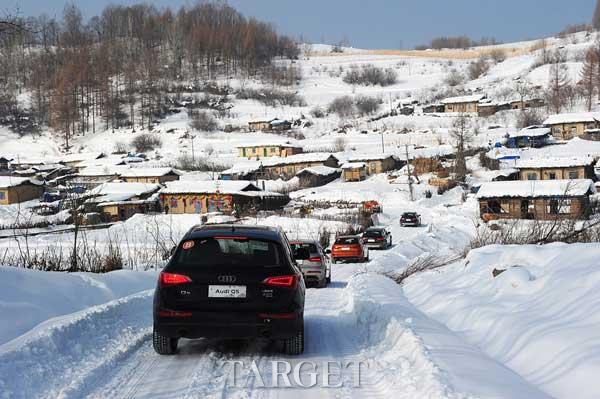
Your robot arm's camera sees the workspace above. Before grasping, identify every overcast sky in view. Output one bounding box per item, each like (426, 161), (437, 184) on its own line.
(7, 0), (595, 48)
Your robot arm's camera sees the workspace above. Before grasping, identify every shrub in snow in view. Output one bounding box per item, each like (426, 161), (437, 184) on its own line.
(444, 69), (465, 87)
(131, 134), (162, 153)
(355, 95), (381, 115)
(189, 110), (219, 132)
(328, 96), (355, 118)
(342, 64), (397, 87)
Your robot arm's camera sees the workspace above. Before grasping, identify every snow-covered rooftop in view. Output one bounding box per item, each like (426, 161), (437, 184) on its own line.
(160, 180), (258, 195)
(119, 167), (181, 178)
(341, 162), (367, 169)
(89, 182), (160, 197)
(0, 176), (41, 189)
(345, 153), (395, 162)
(296, 165), (340, 176)
(514, 157), (595, 169)
(509, 127), (552, 138)
(543, 112), (600, 125)
(476, 179), (596, 199)
(441, 94), (485, 104)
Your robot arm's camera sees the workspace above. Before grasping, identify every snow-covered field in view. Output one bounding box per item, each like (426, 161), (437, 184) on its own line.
(2, 29), (600, 398)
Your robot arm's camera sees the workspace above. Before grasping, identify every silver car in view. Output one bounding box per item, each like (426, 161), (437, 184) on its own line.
(290, 240), (331, 288)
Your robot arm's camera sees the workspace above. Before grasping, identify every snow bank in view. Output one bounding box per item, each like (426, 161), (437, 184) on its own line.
(0, 266), (156, 345)
(404, 243), (600, 399)
(0, 290), (153, 399)
(336, 272), (548, 398)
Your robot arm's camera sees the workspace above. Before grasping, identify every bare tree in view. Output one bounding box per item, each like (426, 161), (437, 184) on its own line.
(545, 50), (571, 114)
(580, 47), (599, 111)
(450, 113), (472, 182)
(594, 0), (600, 30)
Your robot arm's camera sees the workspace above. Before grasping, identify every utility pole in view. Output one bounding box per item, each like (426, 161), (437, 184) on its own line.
(190, 132), (195, 162)
(405, 144), (414, 201)
(381, 131), (385, 153)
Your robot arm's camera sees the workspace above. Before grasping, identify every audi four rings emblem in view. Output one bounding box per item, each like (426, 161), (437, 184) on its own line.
(218, 275), (237, 283)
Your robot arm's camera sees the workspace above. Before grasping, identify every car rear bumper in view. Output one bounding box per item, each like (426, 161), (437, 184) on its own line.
(401, 221), (420, 226)
(332, 256), (364, 263)
(154, 310), (303, 339)
(364, 241), (387, 249)
(301, 267), (326, 283)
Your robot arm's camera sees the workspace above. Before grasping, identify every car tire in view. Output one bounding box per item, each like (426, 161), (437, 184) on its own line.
(153, 327), (178, 355)
(318, 278), (327, 288)
(283, 321), (304, 355)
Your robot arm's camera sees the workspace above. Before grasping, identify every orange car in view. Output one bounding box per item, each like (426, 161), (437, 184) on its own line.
(328, 235), (369, 264)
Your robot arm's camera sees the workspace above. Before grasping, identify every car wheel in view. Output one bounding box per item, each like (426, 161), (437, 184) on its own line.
(153, 327), (178, 355)
(318, 278), (327, 288)
(283, 321), (304, 355)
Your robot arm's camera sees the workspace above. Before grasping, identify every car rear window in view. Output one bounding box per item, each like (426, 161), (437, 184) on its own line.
(175, 237), (282, 268)
(364, 230), (383, 237)
(335, 237), (359, 245)
(290, 242), (318, 254)
(403, 213), (417, 217)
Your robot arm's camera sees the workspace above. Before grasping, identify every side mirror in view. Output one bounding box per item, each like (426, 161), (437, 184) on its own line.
(170, 245), (177, 256)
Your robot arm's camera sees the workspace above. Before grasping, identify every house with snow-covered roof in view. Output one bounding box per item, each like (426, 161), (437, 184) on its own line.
(237, 142), (303, 159)
(120, 167), (181, 184)
(85, 182), (161, 221)
(344, 153), (397, 175)
(0, 176), (44, 205)
(515, 157), (596, 181)
(341, 162), (368, 182)
(543, 112), (600, 140)
(506, 126), (552, 149)
(221, 153), (339, 181)
(158, 180), (289, 215)
(295, 166), (341, 188)
(476, 179), (596, 222)
(441, 94), (485, 113)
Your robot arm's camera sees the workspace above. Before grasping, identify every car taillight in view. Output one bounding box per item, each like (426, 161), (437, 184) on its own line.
(308, 256), (322, 262)
(159, 272), (192, 287)
(263, 275), (298, 289)
(376, 237), (385, 241)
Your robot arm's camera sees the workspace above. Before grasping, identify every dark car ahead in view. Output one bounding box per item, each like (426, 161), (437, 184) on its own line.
(362, 227), (392, 249)
(153, 224), (306, 356)
(290, 240), (331, 288)
(400, 212), (422, 227)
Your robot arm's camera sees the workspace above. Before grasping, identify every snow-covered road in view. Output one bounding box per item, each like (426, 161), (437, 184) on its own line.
(0, 197), (553, 398)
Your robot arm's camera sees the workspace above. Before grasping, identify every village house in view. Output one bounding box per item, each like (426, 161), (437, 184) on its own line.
(0, 177), (44, 205)
(248, 118), (292, 132)
(509, 97), (545, 111)
(86, 182), (161, 221)
(221, 153), (340, 181)
(295, 166), (341, 188)
(159, 180), (289, 215)
(0, 157), (11, 171)
(441, 94), (485, 113)
(341, 162), (368, 182)
(514, 157), (597, 181)
(477, 179), (596, 221)
(543, 112), (600, 140)
(237, 143), (303, 159)
(72, 165), (130, 188)
(506, 126), (552, 149)
(120, 167), (181, 184)
(345, 154), (397, 175)
(422, 104), (445, 114)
